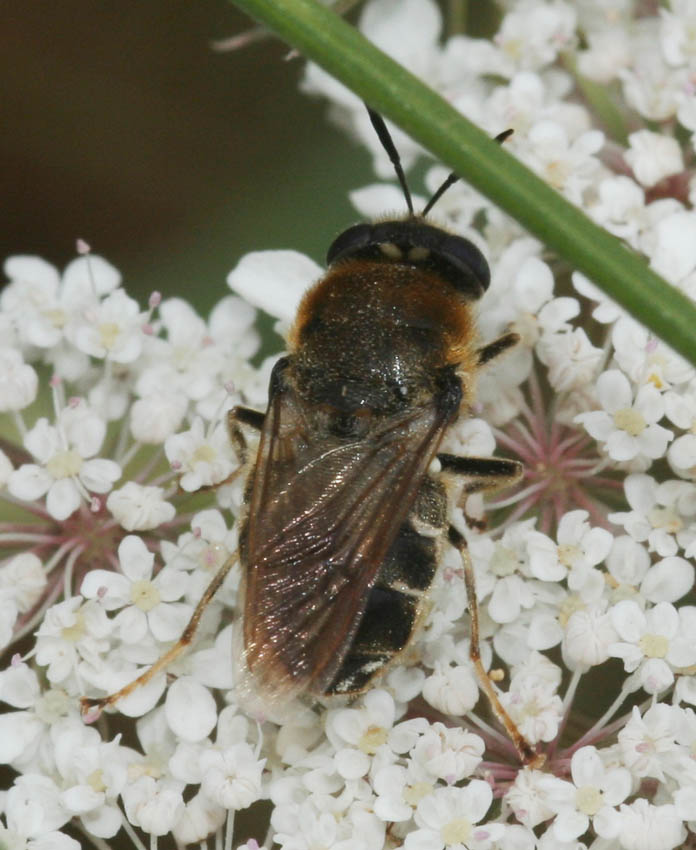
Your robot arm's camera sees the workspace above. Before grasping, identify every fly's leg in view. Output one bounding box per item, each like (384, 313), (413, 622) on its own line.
(447, 524), (540, 766)
(228, 405), (265, 464)
(440, 454), (543, 766)
(476, 332), (519, 367)
(80, 407), (267, 718)
(81, 550), (239, 720)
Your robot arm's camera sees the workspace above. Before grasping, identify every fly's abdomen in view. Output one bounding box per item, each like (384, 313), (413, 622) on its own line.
(324, 475), (447, 696)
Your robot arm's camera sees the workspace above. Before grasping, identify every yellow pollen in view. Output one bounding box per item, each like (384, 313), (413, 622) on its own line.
(172, 345), (193, 369)
(34, 688), (69, 723)
(639, 633), (669, 658)
(88, 769), (106, 793)
(98, 321), (121, 350)
(648, 507), (682, 533)
(61, 612), (86, 642)
(46, 449), (83, 479)
(192, 444), (216, 465)
(576, 785), (603, 816)
(612, 408), (646, 436)
(44, 308), (66, 328)
(441, 818), (472, 845)
(490, 545), (518, 577)
(647, 372), (664, 390)
(557, 543), (580, 568)
(130, 579), (160, 612)
(358, 725), (388, 754)
(402, 782), (433, 807)
(558, 595), (585, 627)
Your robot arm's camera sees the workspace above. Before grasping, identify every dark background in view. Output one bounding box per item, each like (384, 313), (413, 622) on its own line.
(2, 0), (373, 317)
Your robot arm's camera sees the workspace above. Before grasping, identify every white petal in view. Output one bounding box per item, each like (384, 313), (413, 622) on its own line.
(118, 535), (154, 581)
(596, 369), (632, 413)
(24, 419), (59, 463)
(606, 430), (638, 462)
(640, 658), (673, 693)
(227, 250), (322, 322)
(79, 458), (121, 492)
(148, 602), (191, 642)
(575, 411), (614, 441)
(80, 569), (131, 608)
(553, 807), (589, 841)
(646, 601), (679, 638)
(641, 556), (694, 603)
(610, 600), (646, 642)
(46, 478), (82, 520)
(61, 255), (121, 305)
(570, 746), (604, 787)
(462, 778), (493, 822)
(165, 677), (217, 742)
(8, 464), (52, 500)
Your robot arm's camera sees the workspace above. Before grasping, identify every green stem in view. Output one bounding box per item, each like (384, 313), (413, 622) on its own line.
(231, 0), (696, 367)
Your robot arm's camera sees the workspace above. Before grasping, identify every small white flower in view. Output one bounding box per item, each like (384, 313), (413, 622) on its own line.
(199, 741), (265, 809)
(609, 473), (696, 557)
(326, 689), (396, 755)
(562, 603), (618, 669)
(405, 781), (502, 850)
(373, 763), (433, 823)
(129, 392), (188, 444)
(612, 317), (692, 389)
(3, 774), (74, 842)
(609, 600), (696, 693)
(0, 348), (38, 411)
(164, 417), (237, 492)
(586, 175), (646, 250)
(625, 129), (684, 187)
(410, 722), (484, 783)
(546, 746), (632, 841)
(536, 327), (604, 393)
(422, 665), (479, 716)
(34, 597), (111, 686)
(616, 798), (686, 850)
(121, 776), (186, 837)
(80, 535), (190, 644)
(506, 768), (567, 829)
(0, 552), (47, 613)
(106, 481), (176, 531)
(51, 718), (128, 838)
(499, 664), (563, 744)
(648, 210), (696, 284)
(524, 120), (603, 202)
(618, 703), (679, 780)
(136, 298), (225, 404)
(9, 401), (121, 520)
(575, 370), (673, 464)
(494, 2), (577, 71)
(161, 508), (238, 603)
(66, 287), (144, 363)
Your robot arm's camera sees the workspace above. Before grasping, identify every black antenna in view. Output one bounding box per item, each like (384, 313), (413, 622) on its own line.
(421, 127), (514, 217)
(365, 106), (414, 215)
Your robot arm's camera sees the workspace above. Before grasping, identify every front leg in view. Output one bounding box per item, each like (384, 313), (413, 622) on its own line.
(476, 331), (519, 367)
(437, 454), (523, 494)
(228, 405), (265, 464)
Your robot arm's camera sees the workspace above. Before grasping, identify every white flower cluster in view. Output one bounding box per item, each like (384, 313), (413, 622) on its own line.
(2, 0), (696, 848)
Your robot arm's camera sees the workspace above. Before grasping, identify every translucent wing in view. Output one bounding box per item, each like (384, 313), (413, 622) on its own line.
(241, 370), (453, 704)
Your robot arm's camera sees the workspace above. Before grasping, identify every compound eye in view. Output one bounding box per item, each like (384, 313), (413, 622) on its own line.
(440, 235), (490, 298)
(327, 223), (373, 266)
